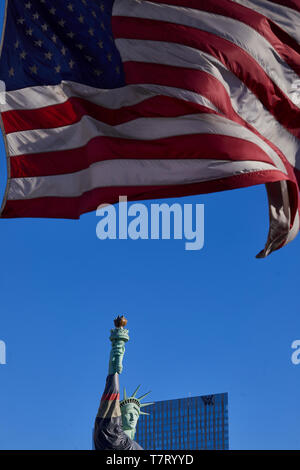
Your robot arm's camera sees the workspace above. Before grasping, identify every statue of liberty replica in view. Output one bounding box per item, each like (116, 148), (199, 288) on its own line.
(93, 316), (152, 450)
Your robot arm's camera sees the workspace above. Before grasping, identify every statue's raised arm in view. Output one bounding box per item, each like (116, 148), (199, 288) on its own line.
(108, 315), (129, 375)
(93, 316), (152, 450)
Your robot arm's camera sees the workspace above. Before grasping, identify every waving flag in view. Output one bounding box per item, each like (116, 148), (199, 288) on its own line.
(0, 0), (299, 257)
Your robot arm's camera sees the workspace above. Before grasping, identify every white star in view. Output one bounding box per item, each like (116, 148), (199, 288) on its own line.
(55, 64), (61, 73)
(26, 28), (33, 36)
(94, 69), (102, 76)
(41, 24), (48, 31)
(76, 43), (84, 50)
(100, 4), (105, 12)
(107, 53), (112, 62)
(17, 18), (25, 24)
(85, 56), (93, 62)
(92, 11), (97, 18)
(45, 51), (53, 60)
(52, 35), (57, 43)
(14, 40), (20, 49)
(88, 28), (94, 36)
(78, 15), (84, 23)
(98, 40), (103, 48)
(33, 12), (40, 20)
(25, 2), (32, 9)
(67, 3), (74, 12)
(59, 19), (66, 27)
(101, 22), (106, 30)
(49, 8), (56, 15)
(29, 65), (38, 74)
(81, 0), (87, 5)
(67, 32), (75, 39)
(20, 50), (27, 60)
(8, 67), (14, 77)
(69, 59), (75, 69)
(61, 46), (67, 55)
(35, 40), (43, 47)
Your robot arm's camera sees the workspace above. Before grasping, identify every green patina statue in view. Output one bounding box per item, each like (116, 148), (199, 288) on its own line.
(93, 316), (153, 450)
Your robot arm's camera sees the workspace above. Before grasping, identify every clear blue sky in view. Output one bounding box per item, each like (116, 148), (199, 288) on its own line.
(0, 3), (299, 451)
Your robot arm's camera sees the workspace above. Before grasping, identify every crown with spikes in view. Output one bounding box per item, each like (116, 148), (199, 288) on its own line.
(120, 385), (153, 416)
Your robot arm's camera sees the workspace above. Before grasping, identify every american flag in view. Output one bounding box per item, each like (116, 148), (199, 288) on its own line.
(0, 0), (299, 257)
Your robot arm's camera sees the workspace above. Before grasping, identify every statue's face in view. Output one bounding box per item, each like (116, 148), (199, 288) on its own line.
(121, 403), (140, 431)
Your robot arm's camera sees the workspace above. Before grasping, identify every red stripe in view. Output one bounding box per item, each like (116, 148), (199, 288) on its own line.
(5, 83), (295, 182)
(287, 174), (300, 220)
(10, 134), (277, 178)
(101, 393), (120, 402)
(3, 73), (235, 134)
(1, 170), (289, 219)
(144, 0), (300, 70)
(113, 18), (300, 138)
(4, 72), (263, 155)
(5, 87), (295, 183)
(2, 95), (214, 134)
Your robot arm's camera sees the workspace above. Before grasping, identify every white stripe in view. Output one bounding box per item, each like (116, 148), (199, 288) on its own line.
(0, 80), (218, 113)
(230, 0), (300, 44)
(117, 38), (300, 169)
(0, 81), (156, 112)
(7, 158), (279, 200)
(6, 112), (286, 173)
(113, 0), (300, 107)
(285, 210), (300, 244)
(2, 74), (299, 171)
(256, 180), (294, 257)
(116, 38), (234, 96)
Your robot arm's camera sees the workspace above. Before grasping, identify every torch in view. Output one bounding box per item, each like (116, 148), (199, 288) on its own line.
(109, 315), (129, 374)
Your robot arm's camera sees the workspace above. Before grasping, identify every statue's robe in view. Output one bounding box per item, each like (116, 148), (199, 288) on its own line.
(94, 373), (143, 450)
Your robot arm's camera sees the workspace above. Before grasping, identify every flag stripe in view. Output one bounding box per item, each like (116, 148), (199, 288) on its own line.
(0, 81), (219, 114)
(5, 70), (275, 160)
(2, 82), (232, 135)
(9, 134), (278, 179)
(6, 112), (287, 174)
(3, 76), (299, 173)
(285, 210), (300, 245)
(146, 0), (300, 66)
(2, 169), (288, 219)
(112, 0), (300, 104)
(7, 159), (280, 200)
(113, 20), (300, 137)
(0, 82), (166, 113)
(230, 0), (300, 43)
(2, 95), (218, 134)
(267, 0), (300, 14)
(124, 60), (300, 141)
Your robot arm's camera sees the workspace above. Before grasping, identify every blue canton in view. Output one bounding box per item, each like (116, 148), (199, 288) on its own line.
(0, 0), (126, 91)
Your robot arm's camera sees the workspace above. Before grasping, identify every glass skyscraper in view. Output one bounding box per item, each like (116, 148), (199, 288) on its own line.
(136, 393), (229, 450)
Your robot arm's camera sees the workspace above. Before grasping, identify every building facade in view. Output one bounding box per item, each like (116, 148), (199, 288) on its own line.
(136, 393), (229, 450)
